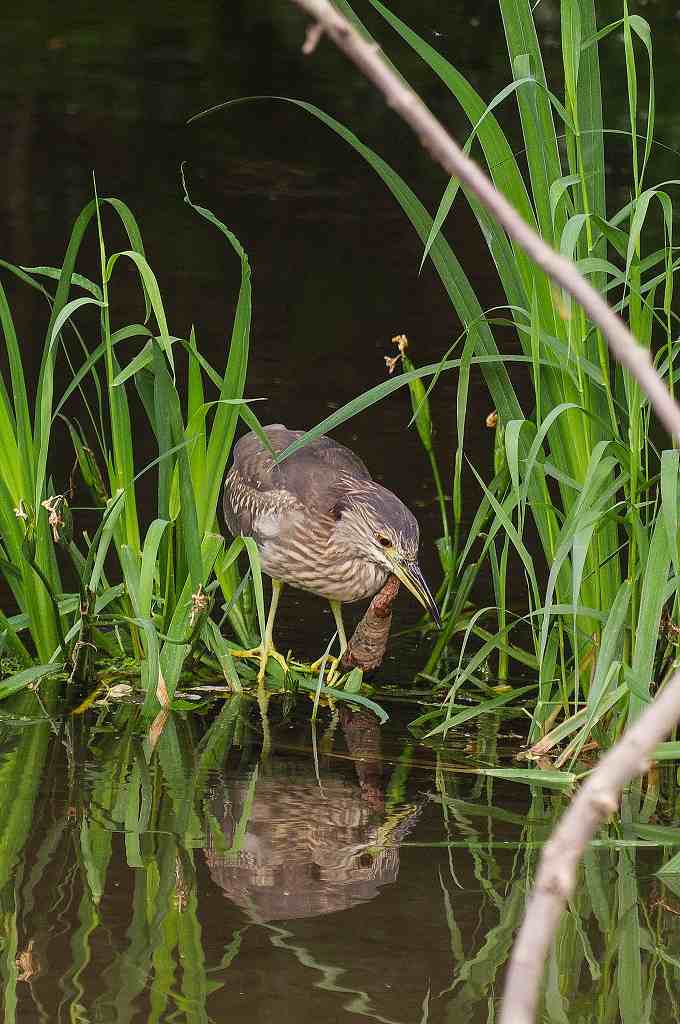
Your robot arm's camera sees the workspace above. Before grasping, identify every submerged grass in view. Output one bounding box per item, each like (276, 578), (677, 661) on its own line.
(192, 0), (680, 751)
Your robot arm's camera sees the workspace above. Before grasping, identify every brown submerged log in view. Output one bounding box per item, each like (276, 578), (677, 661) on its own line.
(341, 574), (400, 672)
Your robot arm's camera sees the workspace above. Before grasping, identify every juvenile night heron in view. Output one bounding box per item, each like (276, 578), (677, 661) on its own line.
(223, 424), (441, 681)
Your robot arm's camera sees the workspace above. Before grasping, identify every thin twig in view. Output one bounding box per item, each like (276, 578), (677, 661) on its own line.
(285, 2), (680, 1021)
(288, 0), (680, 443)
(302, 22), (324, 53)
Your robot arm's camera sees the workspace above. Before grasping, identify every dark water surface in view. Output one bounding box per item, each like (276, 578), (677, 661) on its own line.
(2, 695), (680, 1023)
(3, 1), (680, 1020)
(3, 694), (680, 1024)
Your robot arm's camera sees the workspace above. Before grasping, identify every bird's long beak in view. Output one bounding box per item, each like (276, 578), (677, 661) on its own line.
(391, 559), (442, 629)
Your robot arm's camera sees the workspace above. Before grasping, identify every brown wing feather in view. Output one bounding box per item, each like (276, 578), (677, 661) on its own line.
(223, 424), (372, 539)
(232, 424), (372, 503)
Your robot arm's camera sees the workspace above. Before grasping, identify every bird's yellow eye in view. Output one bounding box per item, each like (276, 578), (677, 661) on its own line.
(377, 535), (392, 548)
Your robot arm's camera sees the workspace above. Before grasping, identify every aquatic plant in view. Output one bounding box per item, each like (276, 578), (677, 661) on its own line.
(194, 0), (680, 748)
(0, 181), (262, 707)
(385, 0), (680, 752)
(0, 181), (393, 721)
(2, 0), (678, 759)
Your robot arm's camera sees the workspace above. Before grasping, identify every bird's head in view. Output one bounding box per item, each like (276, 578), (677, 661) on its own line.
(333, 483), (441, 628)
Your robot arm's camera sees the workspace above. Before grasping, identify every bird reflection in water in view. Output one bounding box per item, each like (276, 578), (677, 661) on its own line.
(204, 710), (422, 922)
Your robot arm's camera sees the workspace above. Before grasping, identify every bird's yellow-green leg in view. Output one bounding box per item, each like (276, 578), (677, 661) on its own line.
(231, 579), (288, 684)
(310, 599), (347, 683)
(331, 600), (347, 656)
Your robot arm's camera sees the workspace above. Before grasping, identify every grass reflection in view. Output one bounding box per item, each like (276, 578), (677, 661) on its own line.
(433, 755), (680, 1022)
(0, 705), (679, 1021)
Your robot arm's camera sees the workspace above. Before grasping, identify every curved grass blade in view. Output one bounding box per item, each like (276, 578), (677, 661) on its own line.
(292, 672), (388, 724)
(181, 167), (251, 535)
(190, 97), (524, 430)
(424, 684), (536, 738)
(0, 662), (65, 702)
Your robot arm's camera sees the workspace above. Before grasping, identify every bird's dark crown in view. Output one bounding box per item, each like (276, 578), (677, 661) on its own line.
(341, 481), (420, 559)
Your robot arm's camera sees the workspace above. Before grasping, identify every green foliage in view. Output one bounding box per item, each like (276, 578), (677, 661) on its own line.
(0, 187), (264, 709)
(4, 0), (680, 753)
(194, 0), (680, 747)
(0, 182), (390, 723)
(365, 0), (680, 736)
(401, 0), (680, 742)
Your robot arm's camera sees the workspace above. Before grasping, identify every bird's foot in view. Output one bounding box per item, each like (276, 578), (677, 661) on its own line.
(230, 645), (289, 685)
(308, 653), (344, 687)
